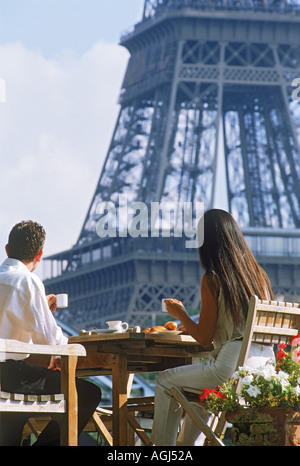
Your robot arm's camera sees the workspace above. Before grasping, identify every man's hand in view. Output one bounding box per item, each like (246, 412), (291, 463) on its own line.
(46, 294), (57, 313)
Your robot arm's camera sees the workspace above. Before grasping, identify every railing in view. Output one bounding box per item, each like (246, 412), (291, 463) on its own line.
(142, 0), (300, 19)
(43, 227), (300, 280)
(242, 228), (300, 258)
(120, 0), (300, 42)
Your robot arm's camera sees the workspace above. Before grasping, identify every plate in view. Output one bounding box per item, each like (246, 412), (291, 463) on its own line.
(151, 330), (181, 335)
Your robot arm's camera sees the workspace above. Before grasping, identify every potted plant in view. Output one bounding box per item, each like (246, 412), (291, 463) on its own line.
(201, 334), (300, 446)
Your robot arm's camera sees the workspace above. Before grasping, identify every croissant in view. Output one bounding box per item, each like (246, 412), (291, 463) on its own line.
(164, 321), (177, 331)
(142, 328), (151, 333)
(150, 326), (167, 332)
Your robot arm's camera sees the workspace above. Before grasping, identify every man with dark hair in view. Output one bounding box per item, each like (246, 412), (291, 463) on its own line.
(0, 220), (101, 446)
(6, 220), (46, 263)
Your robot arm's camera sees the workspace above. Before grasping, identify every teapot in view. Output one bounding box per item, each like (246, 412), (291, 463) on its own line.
(106, 320), (129, 333)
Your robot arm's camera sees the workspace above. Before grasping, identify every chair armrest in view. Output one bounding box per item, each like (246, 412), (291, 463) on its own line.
(0, 338), (86, 360)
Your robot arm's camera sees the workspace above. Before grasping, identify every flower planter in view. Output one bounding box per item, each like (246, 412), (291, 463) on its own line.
(225, 408), (300, 446)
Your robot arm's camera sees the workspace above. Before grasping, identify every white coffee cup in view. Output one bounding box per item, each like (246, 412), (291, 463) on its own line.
(56, 294), (68, 309)
(106, 320), (129, 332)
(162, 298), (172, 312)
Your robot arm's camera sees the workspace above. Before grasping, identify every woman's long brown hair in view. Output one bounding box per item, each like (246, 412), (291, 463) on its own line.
(198, 209), (273, 326)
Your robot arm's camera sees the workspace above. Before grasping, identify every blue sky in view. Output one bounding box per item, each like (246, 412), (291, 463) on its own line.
(0, 1), (144, 268)
(0, 0), (143, 56)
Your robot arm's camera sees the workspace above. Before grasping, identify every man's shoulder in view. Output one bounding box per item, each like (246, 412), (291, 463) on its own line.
(0, 259), (28, 282)
(30, 272), (45, 291)
(0, 260), (43, 293)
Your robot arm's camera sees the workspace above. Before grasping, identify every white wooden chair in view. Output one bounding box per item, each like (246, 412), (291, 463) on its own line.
(0, 339), (86, 446)
(170, 295), (300, 446)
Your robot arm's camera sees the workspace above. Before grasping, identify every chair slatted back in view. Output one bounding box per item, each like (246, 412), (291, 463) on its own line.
(236, 295), (300, 370)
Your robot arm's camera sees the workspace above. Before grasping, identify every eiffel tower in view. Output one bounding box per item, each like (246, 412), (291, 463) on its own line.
(44, 0), (300, 331)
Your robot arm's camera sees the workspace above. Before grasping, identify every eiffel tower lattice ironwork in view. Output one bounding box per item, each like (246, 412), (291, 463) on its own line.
(44, 0), (300, 331)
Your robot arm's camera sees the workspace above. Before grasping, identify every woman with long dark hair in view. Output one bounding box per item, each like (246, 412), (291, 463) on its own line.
(151, 209), (275, 446)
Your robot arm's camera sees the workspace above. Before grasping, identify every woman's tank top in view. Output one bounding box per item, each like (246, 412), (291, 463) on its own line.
(213, 288), (245, 351)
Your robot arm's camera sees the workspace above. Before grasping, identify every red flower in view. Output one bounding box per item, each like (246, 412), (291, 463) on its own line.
(276, 343), (287, 363)
(276, 349), (287, 361)
(292, 348), (300, 363)
(278, 342), (287, 351)
(199, 387), (226, 402)
(290, 333), (300, 347)
(212, 390), (226, 401)
(199, 387), (213, 402)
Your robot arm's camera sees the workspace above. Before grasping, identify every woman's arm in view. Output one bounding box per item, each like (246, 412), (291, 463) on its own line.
(164, 273), (219, 347)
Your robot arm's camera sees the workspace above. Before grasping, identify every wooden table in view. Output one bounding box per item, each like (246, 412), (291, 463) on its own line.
(69, 331), (211, 445)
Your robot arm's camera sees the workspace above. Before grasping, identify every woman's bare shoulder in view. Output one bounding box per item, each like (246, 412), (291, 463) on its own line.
(202, 272), (220, 296)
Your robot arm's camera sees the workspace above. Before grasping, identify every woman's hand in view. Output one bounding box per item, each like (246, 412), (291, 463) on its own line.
(163, 275), (218, 347)
(164, 299), (188, 320)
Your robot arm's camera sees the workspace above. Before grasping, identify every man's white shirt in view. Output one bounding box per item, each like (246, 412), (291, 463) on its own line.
(0, 258), (68, 359)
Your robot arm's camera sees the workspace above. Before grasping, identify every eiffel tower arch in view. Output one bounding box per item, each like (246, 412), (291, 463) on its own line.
(44, 0), (300, 331)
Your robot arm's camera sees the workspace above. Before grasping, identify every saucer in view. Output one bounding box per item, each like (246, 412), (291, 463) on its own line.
(91, 329), (119, 334)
